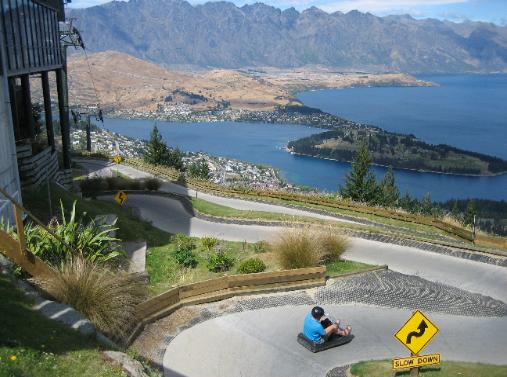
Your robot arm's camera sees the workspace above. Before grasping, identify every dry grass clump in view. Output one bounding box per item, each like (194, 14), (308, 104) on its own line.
(270, 226), (349, 269)
(34, 257), (148, 340)
(317, 227), (350, 263)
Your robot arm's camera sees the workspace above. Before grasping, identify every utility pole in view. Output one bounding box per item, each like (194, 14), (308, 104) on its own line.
(71, 108), (103, 152)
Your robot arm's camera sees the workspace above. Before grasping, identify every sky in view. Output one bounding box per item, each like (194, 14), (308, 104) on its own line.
(67, 0), (507, 26)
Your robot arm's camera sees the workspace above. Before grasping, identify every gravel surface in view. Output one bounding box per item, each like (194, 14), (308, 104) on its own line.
(316, 269), (507, 317)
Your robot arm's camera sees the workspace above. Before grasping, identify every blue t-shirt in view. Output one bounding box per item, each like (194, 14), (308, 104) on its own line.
(303, 312), (325, 342)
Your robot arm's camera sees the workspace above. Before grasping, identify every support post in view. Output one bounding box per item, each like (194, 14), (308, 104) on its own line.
(56, 67), (72, 169)
(20, 74), (35, 140)
(41, 71), (55, 151)
(8, 77), (21, 140)
(86, 115), (91, 151)
(410, 353), (419, 377)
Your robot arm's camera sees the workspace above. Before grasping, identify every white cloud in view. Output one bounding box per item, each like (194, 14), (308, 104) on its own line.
(317, 0), (468, 14)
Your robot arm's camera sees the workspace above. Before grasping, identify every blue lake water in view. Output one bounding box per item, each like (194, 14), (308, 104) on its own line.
(103, 118), (507, 201)
(298, 74), (507, 160)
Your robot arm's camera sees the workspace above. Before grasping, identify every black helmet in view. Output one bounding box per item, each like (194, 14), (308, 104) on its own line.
(311, 306), (324, 319)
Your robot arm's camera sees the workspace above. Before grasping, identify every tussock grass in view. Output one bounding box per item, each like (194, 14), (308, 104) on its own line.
(316, 227), (350, 263)
(271, 227), (349, 269)
(34, 257), (148, 341)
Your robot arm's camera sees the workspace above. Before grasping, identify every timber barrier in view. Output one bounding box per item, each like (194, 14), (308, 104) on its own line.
(126, 266), (326, 345)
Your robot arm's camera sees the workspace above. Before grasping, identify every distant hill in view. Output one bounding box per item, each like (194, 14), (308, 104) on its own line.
(68, 0), (507, 73)
(57, 51), (427, 112)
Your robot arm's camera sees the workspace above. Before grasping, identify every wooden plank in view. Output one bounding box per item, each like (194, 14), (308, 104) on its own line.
(137, 288), (180, 318)
(179, 276), (228, 299)
(227, 267), (325, 288)
(0, 229), (54, 278)
(13, 205), (26, 254)
(228, 268), (324, 286)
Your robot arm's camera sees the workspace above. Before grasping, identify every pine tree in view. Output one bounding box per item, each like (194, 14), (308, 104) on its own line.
(419, 193), (434, 216)
(144, 125), (169, 165)
(339, 139), (378, 203)
(377, 166), (400, 207)
(463, 200), (476, 227)
(167, 147), (184, 171)
(451, 200), (461, 222)
(399, 191), (414, 212)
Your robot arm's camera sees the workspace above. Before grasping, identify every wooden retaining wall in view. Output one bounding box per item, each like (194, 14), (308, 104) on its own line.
(128, 266), (326, 345)
(16, 145), (59, 189)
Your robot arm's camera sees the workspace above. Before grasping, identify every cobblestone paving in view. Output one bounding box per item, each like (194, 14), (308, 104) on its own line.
(326, 366), (350, 377)
(316, 270), (507, 317)
(229, 292), (315, 312)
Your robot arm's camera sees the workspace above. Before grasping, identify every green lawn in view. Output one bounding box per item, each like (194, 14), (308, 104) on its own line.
(350, 360), (507, 377)
(192, 197), (328, 223)
(0, 275), (125, 377)
(325, 259), (377, 277)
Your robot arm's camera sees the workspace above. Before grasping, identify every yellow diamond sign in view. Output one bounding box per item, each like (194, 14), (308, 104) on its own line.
(394, 310), (439, 355)
(113, 155), (122, 164)
(114, 191), (128, 206)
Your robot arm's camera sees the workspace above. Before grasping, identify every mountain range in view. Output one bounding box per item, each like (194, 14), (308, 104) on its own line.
(69, 0), (507, 73)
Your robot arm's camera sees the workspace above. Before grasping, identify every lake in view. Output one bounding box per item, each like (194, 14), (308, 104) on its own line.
(103, 121), (507, 202)
(298, 74), (507, 160)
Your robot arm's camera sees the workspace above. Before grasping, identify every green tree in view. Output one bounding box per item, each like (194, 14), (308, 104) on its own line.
(377, 167), (400, 207)
(188, 160), (210, 180)
(339, 139), (378, 203)
(399, 191), (415, 212)
(144, 125), (169, 165)
(451, 200), (461, 221)
(419, 193), (434, 216)
(463, 200), (476, 227)
(167, 147), (184, 171)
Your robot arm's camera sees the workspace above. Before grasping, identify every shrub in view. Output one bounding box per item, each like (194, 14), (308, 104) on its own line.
(315, 229), (349, 263)
(173, 234), (195, 252)
(79, 177), (108, 194)
(19, 201), (121, 266)
(201, 236), (219, 251)
(34, 257), (148, 341)
(270, 228), (319, 269)
(207, 250), (235, 272)
(252, 240), (269, 253)
(145, 178), (161, 191)
(237, 258), (266, 274)
(172, 248), (198, 268)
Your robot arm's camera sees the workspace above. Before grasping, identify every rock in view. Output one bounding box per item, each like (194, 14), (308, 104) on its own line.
(103, 351), (149, 377)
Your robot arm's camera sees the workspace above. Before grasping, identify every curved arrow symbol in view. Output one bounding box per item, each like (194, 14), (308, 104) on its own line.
(406, 320), (428, 344)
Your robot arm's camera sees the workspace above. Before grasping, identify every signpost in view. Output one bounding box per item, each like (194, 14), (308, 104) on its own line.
(394, 310), (440, 376)
(114, 191), (128, 206)
(113, 155), (122, 164)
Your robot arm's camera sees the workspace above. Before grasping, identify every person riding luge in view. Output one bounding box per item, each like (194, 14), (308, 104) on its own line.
(303, 306), (352, 344)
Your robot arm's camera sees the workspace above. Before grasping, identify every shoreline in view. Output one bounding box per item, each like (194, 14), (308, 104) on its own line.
(101, 110), (507, 178)
(286, 149), (507, 178)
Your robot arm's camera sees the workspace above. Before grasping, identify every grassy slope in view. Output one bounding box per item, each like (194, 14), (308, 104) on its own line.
(191, 197), (462, 245)
(22, 185), (373, 294)
(0, 275), (125, 377)
(351, 360), (507, 377)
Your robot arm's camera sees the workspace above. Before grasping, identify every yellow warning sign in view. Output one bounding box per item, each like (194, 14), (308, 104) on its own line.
(113, 155), (122, 164)
(114, 191), (128, 206)
(393, 354), (441, 370)
(394, 310), (439, 354)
